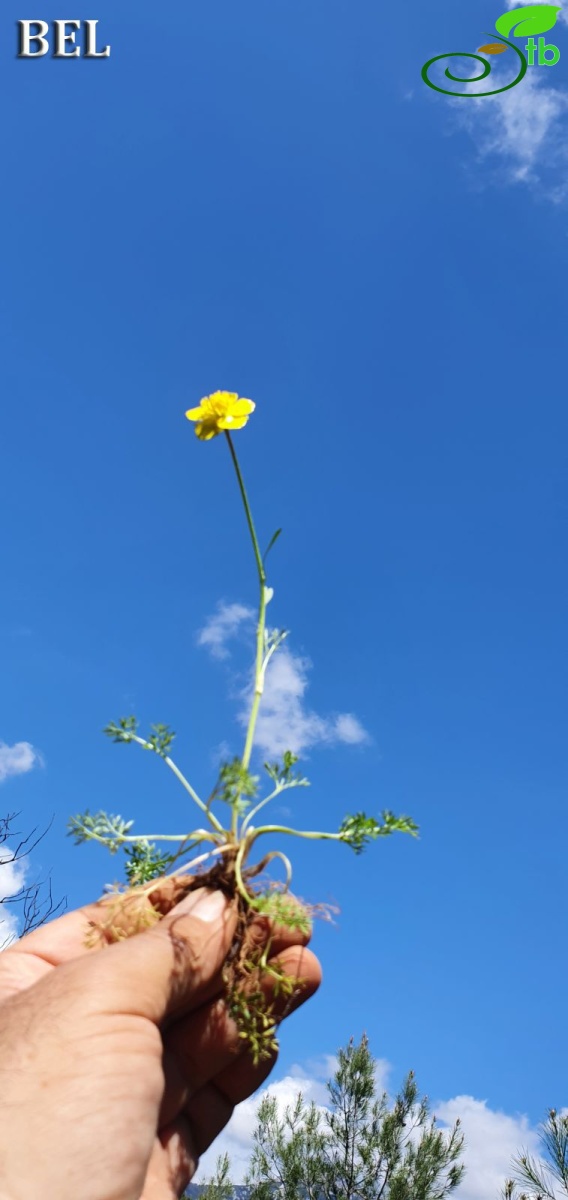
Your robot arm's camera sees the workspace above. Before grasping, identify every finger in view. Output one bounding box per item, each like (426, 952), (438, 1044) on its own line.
(159, 944), (321, 1124)
(178, 1033), (287, 1172)
(244, 904), (313, 953)
(141, 1116), (197, 1200)
(41, 888), (238, 1030)
(146, 946), (321, 1195)
(0, 880), (229, 1005)
(2, 873), (201, 970)
(0, 875), (312, 1004)
(212, 945), (322, 1106)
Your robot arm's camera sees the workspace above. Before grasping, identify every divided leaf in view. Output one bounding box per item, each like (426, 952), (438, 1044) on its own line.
(67, 809), (134, 850)
(218, 757), (259, 811)
(145, 723), (176, 758)
(339, 810), (419, 854)
(123, 839), (177, 885)
(263, 750), (309, 788)
(103, 715), (138, 743)
(250, 890), (312, 935)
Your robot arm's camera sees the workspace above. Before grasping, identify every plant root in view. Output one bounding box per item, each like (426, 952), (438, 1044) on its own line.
(83, 849), (315, 1064)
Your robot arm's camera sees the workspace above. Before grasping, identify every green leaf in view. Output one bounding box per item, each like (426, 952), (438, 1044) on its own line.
(217, 757), (259, 812)
(494, 4), (561, 38)
(264, 627), (288, 655)
(263, 528), (282, 563)
(103, 715), (138, 743)
(263, 751), (309, 788)
(146, 723), (176, 758)
(66, 809), (134, 849)
(250, 891), (311, 935)
(339, 810), (419, 854)
(123, 839), (177, 885)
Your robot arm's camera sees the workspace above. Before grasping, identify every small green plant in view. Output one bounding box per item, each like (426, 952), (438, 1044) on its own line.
(68, 392), (418, 1063)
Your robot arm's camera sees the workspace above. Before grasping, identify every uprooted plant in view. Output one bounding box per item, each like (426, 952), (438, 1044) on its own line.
(68, 392), (418, 1064)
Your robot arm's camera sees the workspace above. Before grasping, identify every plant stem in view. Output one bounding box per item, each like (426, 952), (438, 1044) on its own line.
(224, 431), (266, 585)
(162, 842), (231, 877)
(241, 785), (283, 835)
(130, 734), (226, 835)
(235, 839), (253, 903)
(163, 755), (225, 834)
(241, 584), (266, 776)
(115, 830), (218, 844)
(246, 825), (344, 851)
(258, 849), (293, 889)
(224, 431), (268, 833)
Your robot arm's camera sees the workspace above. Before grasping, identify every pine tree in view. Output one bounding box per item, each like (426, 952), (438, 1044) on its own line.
(182, 1152), (234, 1200)
(501, 1108), (568, 1200)
(246, 1034), (465, 1200)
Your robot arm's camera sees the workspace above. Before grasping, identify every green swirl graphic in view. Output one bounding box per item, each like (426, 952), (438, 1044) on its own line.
(421, 33), (527, 96)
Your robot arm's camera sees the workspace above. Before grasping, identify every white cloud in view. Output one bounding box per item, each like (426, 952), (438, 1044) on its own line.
(197, 601), (371, 759)
(333, 713), (370, 745)
(193, 1055), (565, 1198)
(503, 0), (568, 24)
(444, 58), (568, 201)
(243, 645), (371, 758)
(0, 741), (43, 784)
(194, 1062), (331, 1184)
(272, 803), (292, 819)
(436, 1096), (546, 1200)
(197, 602), (255, 661)
(209, 740), (233, 769)
(460, 69), (568, 198)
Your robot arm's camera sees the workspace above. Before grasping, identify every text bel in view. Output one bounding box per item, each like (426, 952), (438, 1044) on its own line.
(18, 20), (110, 57)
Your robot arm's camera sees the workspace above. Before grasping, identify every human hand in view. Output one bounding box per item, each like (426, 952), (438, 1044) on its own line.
(0, 878), (321, 1200)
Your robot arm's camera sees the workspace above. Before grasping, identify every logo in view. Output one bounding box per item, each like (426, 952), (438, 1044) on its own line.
(422, 3), (562, 97)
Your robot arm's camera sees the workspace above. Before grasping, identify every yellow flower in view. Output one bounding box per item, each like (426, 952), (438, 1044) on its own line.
(185, 391), (255, 440)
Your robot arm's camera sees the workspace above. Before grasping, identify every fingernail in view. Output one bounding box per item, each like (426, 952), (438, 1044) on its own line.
(173, 887), (228, 923)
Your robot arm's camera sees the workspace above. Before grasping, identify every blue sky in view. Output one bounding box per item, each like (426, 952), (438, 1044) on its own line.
(1, 0), (567, 1194)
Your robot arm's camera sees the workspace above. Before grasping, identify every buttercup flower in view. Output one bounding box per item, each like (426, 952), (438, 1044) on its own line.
(185, 391), (255, 440)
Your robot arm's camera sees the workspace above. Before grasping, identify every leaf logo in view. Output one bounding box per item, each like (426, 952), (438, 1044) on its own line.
(494, 4), (562, 38)
(478, 41), (509, 52)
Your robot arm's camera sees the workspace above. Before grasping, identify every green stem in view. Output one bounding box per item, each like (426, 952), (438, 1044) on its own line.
(241, 584), (266, 775)
(224, 431), (265, 584)
(234, 839), (253, 903)
(163, 755), (225, 834)
(241, 784), (283, 836)
(246, 825), (343, 852)
(130, 735), (226, 835)
(224, 431), (268, 833)
(117, 830), (218, 845)
(258, 849), (293, 889)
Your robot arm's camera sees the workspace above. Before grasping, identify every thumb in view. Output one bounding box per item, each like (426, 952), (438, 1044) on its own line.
(67, 886), (237, 1027)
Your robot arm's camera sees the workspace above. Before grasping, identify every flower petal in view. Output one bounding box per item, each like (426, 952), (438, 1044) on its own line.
(217, 415), (248, 430)
(210, 390), (239, 406)
(195, 421), (220, 440)
(230, 399), (255, 416)
(186, 391), (255, 438)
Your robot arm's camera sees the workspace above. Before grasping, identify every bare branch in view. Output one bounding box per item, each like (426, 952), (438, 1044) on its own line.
(0, 812), (67, 949)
